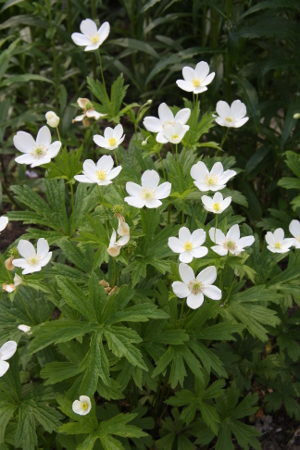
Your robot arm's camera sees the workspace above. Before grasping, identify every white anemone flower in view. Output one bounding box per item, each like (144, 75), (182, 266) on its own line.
(265, 228), (294, 254)
(162, 122), (189, 144)
(107, 229), (130, 257)
(215, 100), (249, 128)
(18, 324), (31, 333)
(0, 341), (17, 377)
(168, 227), (208, 263)
(72, 396), (92, 415)
(12, 238), (52, 274)
(93, 124), (125, 150)
(172, 264), (221, 309)
(45, 111), (60, 128)
(125, 170), (171, 209)
(209, 224), (255, 256)
(71, 19), (110, 51)
(73, 98), (106, 123)
(74, 155), (121, 186)
(176, 61), (215, 94)
(191, 161), (236, 192)
(14, 126), (61, 168)
(0, 216), (8, 232)
(143, 103), (190, 144)
(202, 192), (232, 214)
(289, 220), (300, 249)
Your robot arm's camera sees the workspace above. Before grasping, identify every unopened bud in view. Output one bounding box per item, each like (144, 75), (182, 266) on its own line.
(45, 111), (60, 128)
(293, 113), (300, 119)
(142, 136), (150, 146)
(5, 256), (15, 271)
(108, 286), (118, 295)
(147, 99), (152, 104)
(112, 205), (124, 215)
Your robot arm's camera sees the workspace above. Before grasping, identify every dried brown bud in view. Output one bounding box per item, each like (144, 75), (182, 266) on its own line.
(5, 256), (15, 271)
(82, 118), (90, 127)
(99, 280), (109, 287)
(108, 286), (118, 295)
(2, 283), (16, 293)
(104, 287), (112, 293)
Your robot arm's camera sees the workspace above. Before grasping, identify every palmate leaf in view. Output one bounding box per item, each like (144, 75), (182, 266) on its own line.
(0, 403), (17, 443)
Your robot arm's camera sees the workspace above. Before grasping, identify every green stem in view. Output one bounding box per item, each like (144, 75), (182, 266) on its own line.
(175, 144), (178, 163)
(97, 49), (108, 100)
(114, 148), (119, 165)
(112, 258), (117, 287)
(182, 199), (185, 224)
(56, 126), (61, 142)
(179, 298), (186, 327)
(98, 185), (109, 239)
(158, 152), (166, 179)
(70, 183), (75, 235)
(214, 214), (218, 242)
(224, 275), (236, 303)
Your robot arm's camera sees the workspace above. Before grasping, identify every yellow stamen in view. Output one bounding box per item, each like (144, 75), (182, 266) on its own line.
(188, 280), (204, 295)
(224, 239), (236, 251)
(172, 134), (179, 140)
(81, 402), (89, 411)
(225, 116), (234, 123)
(139, 187), (155, 200)
(184, 241), (193, 252)
(96, 169), (107, 181)
(27, 255), (41, 265)
(204, 174), (218, 186)
(192, 78), (201, 87)
(275, 242), (281, 249)
(90, 34), (100, 44)
(108, 137), (117, 147)
(31, 145), (46, 159)
(213, 203), (220, 211)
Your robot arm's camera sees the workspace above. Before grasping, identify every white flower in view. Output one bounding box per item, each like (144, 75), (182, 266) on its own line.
(71, 19), (110, 51)
(0, 216), (8, 232)
(0, 341), (17, 377)
(265, 228), (294, 254)
(163, 123), (189, 144)
(125, 170), (171, 209)
(215, 100), (249, 128)
(289, 220), (300, 249)
(168, 227), (208, 263)
(45, 111), (60, 128)
(172, 264), (221, 309)
(14, 126), (61, 168)
(93, 124), (125, 150)
(202, 192), (232, 214)
(191, 161), (236, 192)
(12, 238), (52, 274)
(176, 61), (215, 94)
(143, 103), (190, 144)
(209, 224), (255, 256)
(18, 324), (31, 333)
(107, 229), (130, 257)
(72, 395), (92, 415)
(74, 155), (121, 186)
(73, 98), (106, 123)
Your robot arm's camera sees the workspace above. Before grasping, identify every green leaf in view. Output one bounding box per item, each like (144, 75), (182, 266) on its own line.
(40, 362), (79, 385)
(56, 276), (96, 321)
(0, 403), (17, 443)
(0, 74), (53, 87)
(15, 403), (37, 450)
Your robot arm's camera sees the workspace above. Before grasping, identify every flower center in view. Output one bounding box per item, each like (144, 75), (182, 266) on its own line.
(90, 34), (100, 44)
(184, 241), (193, 252)
(96, 169), (107, 181)
(81, 402), (89, 411)
(31, 145), (47, 159)
(108, 137), (117, 147)
(188, 280), (204, 295)
(224, 239), (236, 251)
(139, 187), (155, 201)
(275, 242), (281, 249)
(162, 120), (175, 129)
(213, 202), (220, 211)
(26, 254), (41, 265)
(172, 134), (179, 140)
(204, 174), (218, 186)
(225, 116), (234, 123)
(192, 78), (201, 87)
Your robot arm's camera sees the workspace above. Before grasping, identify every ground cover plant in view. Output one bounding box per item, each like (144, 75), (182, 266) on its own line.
(0, 1), (300, 449)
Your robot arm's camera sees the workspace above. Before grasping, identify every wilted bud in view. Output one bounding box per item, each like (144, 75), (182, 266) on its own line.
(99, 279), (109, 287)
(104, 287), (112, 293)
(45, 111), (60, 128)
(82, 118), (90, 127)
(116, 214), (130, 237)
(18, 324), (31, 333)
(108, 286), (118, 295)
(5, 256), (15, 271)
(293, 113), (300, 119)
(2, 283), (16, 293)
(107, 245), (121, 257)
(14, 274), (22, 287)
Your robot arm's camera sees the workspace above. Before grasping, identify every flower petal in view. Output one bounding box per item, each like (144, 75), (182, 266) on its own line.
(145, 199), (162, 208)
(202, 285), (222, 300)
(37, 238), (49, 259)
(179, 252), (193, 263)
(196, 266), (217, 285)
(13, 131), (35, 153)
(93, 135), (108, 148)
(210, 162), (224, 177)
(175, 108), (191, 125)
(289, 220), (300, 239)
(216, 101), (231, 119)
(158, 103), (174, 122)
(124, 196), (145, 208)
(143, 117), (162, 132)
(155, 182), (171, 199)
(190, 246), (208, 258)
(80, 18), (97, 36)
(98, 21), (110, 45)
(187, 293), (204, 309)
(179, 263), (195, 284)
(237, 236), (255, 249)
(0, 361), (9, 377)
(168, 237), (185, 253)
(179, 227), (191, 242)
(156, 131), (168, 143)
(190, 229), (206, 247)
(15, 154), (34, 165)
(172, 281), (190, 298)
(274, 228), (284, 242)
(190, 161), (208, 181)
(211, 245), (228, 256)
(182, 66), (195, 82)
(97, 155), (114, 172)
(234, 117), (249, 128)
(202, 71), (215, 86)
(72, 400), (84, 415)
(265, 232), (275, 246)
(195, 61), (209, 80)
(209, 228), (225, 245)
(0, 341), (17, 361)
(201, 195), (213, 210)
(227, 224), (240, 241)
(0, 216), (8, 232)
(218, 169), (236, 185)
(113, 124), (124, 141)
(36, 126), (51, 147)
(104, 127), (114, 139)
(18, 240), (35, 258)
(176, 80), (194, 92)
(126, 182), (142, 196)
(142, 170), (160, 189)
(75, 175), (94, 183)
(231, 100), (247, 120)
(71, 32), (91, 46)
(106, 166), (122, 180)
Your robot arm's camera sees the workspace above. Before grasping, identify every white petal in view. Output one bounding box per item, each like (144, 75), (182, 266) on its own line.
(80, 18), (97, 36)
(125, 196), (145, 208)
(190, 229), (206, 247)
(209, 228), (225, 245)
(274, 228), (284, 242)
(227, 224), (240, 241)
(106, 166), (122, 180)
(210, 162), (224, 177)
(194, 86), (208, 94)
(234, 117), (249, 128)
(220, 196), (232, 211)
(116, 135), (125, 147)
(97, 21), (110, 45)
(155, 182), (171, 199)
(176, 80), (194, 92)
(172, 281), (190, 298)
(36, 238), (49, 259)
(39, 252), (52, 268)
(265, 232), (275, 246)
(113, 124), (124, 141)
(126, 182), (142, 197)
(11, 258), (27, 269)
(168, 237), (185, 253)
(143, 117), (162, 133)
(71, 33), (91, 46)
(179, 252), (193, 263)
(175, 108), (191, 125)
(281, 238), (295, 250)
(289, 220), (300, 239)
(216, 101), (231, 119)
(85, 43), (101, 51)
(22, 264), (42, 275)
(194, 181), (212, 192)
(18, 325), (31, 333)
(202, 72), (215, 86)
(15, 154), (34, 165)
(195, 61), (210, 80)
(201, 195), (214, 210)
(156, 131), (168, 144)
(142, 170), (159, 189)
(158, 103), (174, 122)
(215, 117), (227, 127)
(109, 229), (117, 246)
(218, 169), (236, 185)
(73, 114), (86, 122)
(75, 175), (94, 183)
(36, 126), (51, 147)
(179, 227), (191, 242)
(190, 161), (209, 181)
(72, 400), (84, 415)
(47, 141), (61, 158)
(0, 216), (9, 232)
(196, 266), (217, 285)
(0, 361), (9, 377)
(182, 67), (195, 82)
(0, 341), (17, 361)
(237, 236), (255, 249)
(231, 100), (247, 120)
(13, 131), (35, 153)
(17, 240), (35, 258)
(202, 285), (222, 300)
(116, 234), (130, 246)
(211, 245), (228, 256)
(187, 293), (204, 309)
(190, 246), (208, 258)
(97, 155), (114, 172)
(145, 199), (162, 208)
(179, 263), (195, 284)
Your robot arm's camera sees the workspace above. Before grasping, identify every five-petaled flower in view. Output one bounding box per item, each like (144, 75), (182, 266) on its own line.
(172, 263), (221, 309)
(168, 227), (208, 263)
(125, 170), (171, 209)
(12, 238), (52, 274)
(93, 124), (125, 150)
(289, 220), (300, 249)
(72, 395), (92, 415)
(0, 341), (17, 377)
(209, 224), (255, 256)
(163, 123), (189, 144)
(214, 100), (249, 128)
(75, 155), (122, 186)
(176, 61), (215, 94)
(71, 18), (110, 51)
(73, 98), (106, 123)
(143, 103), (190, 144)
(265, 228), (294, 253)
(14, 126), (61, 167)
(191, 161), (236, 192)
(202, 192), (232, 214)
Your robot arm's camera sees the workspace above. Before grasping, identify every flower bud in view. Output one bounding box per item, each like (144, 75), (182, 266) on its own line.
(142, 136), (150, 146)
(99, 279), (109, 287)
(45, 111), (60, 128)
(293, 113), (300, 120)
(104, 287), (112, 293)
(108, 286), (118, 295)
(147, 99), (152, 104)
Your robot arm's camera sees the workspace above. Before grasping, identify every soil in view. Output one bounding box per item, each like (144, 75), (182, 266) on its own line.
(0, 213), (28, 253)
